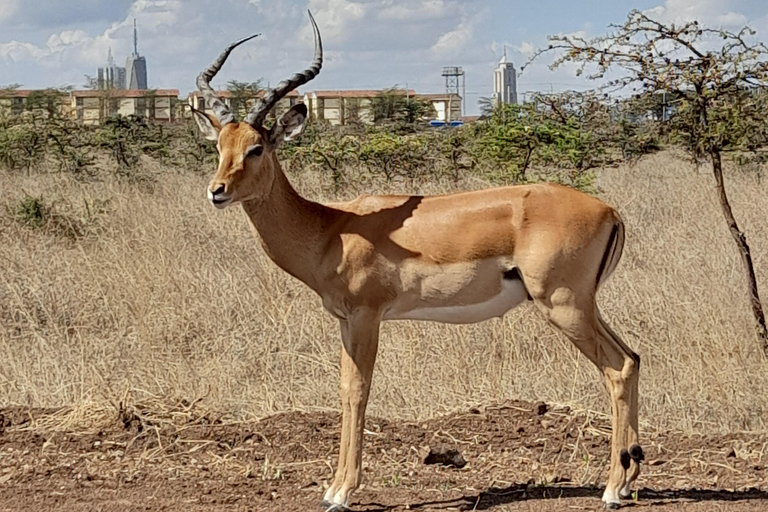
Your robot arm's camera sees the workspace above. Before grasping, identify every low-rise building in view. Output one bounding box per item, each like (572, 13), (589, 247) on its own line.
(72, 89), (179, 125)
(187, 89), (302, 121)
(420, 93), (462, 123)
(1, 86), (464, 126)
(0, 89), (73, 118)
(303, 89), (403, 125)
(303, 89), (462, 125)
(0, 88), (178, 124)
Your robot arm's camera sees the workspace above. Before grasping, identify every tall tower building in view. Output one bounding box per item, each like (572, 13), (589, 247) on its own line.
(97, 48), (126, 89)
(493, 47), (517, 105)
(125, 19), (148, 89)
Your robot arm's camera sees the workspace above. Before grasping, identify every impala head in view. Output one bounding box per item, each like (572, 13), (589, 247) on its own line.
(192, 11), (322, 208)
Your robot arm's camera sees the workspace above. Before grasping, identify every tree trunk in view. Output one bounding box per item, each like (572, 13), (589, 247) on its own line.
(710, 149), (768, 355)
(521, 143), (534, 179)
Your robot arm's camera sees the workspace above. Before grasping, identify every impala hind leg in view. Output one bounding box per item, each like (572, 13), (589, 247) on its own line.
(322, 310), (380, 511)
(598, 314), (642, 500)
(533, 290), (639, 509)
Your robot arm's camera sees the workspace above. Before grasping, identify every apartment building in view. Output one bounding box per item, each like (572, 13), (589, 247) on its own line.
(302, 90), (394, 125)
(73, 89), (179, 124)
(1, 87), (463, 127)
(0, 88), (178, 125)
(303, 89), (462, 126)
(419, 93), (463, 123)
(186, 89), (302, 120)
(0, 89), (73, 118)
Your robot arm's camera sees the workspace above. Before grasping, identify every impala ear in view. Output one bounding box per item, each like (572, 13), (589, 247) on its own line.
(269, 103), (307, 146)
(191, 107), (221, 141)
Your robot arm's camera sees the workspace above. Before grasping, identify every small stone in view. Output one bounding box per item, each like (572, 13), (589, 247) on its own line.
(423, 446), (467, 468)
(726, 447), (736, 458)
(540, 419), (555, 429)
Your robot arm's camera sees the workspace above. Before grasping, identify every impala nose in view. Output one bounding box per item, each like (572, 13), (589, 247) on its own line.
(208, 184), (232, 208)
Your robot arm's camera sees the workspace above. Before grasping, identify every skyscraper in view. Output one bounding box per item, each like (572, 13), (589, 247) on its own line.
(493, 47), (517, 105)
(125, 19), (148, 90)
(97, 48), (126, 89)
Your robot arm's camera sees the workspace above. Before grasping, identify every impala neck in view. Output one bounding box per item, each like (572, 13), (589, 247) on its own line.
(241, 155), (336, 291)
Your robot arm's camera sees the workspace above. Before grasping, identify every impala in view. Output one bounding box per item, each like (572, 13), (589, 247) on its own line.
(191, 11), (643, 510)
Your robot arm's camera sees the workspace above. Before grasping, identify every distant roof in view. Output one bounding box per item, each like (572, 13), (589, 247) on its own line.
(308, 89), (417, 98)
(73, 89), (180, 98)
(187, 89), (301, 99)
(0, 89), (69, 98)
(418, 93), (461, 100)
(0, 89), (181, 99)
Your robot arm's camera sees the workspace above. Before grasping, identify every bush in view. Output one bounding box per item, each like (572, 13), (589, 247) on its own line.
(15, 194), (47, 227)
(0, 91), (682, 194)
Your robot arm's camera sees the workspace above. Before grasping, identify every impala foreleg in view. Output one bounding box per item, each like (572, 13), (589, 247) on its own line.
(322, 310), (380, 511)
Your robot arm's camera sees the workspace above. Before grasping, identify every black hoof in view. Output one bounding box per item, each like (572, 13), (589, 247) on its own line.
(619, 449), (631, 470)
(629, 444), (644, 463)
(604, 501), (621, 510)
(322, 504), (350, 512)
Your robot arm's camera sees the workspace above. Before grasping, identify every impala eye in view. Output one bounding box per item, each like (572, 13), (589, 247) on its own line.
(246, 145), (264, 158)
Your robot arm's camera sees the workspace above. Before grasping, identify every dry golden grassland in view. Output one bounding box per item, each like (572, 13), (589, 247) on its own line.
(0, 150), (766, 434)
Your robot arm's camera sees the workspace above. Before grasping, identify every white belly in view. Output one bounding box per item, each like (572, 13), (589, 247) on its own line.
(384, 277), (528, 324)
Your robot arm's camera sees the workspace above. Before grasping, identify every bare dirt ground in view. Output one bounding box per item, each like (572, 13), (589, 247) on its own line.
(1, 400), (767, 511)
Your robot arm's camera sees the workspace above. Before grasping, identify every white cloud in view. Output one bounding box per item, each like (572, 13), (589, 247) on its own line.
(517, 41), (535, 57)
(47, 30), (89, 49)
(0, 0), (19, 22)
(644, 0), (749, 28)
(379, 0), (454, 21)
(0, 0), (490, 113)
(307, 0), (366, 42)
(0, 1), (134, 29)
(1, 0), (484, 93)
(644, 6), (665, 17)
(431, 19), (474, 55)
(0, 41), (47, 61)
(717, 11), (749, 27)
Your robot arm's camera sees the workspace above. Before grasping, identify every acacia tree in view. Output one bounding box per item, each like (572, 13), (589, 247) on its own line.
(473, 91), (615, 180)
(530, 10), (768, 353)
(372, 87), (434, 129)
(226, 80), (263, 120)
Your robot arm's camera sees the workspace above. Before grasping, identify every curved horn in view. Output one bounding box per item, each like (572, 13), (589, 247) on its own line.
(196, 33), (260, 126)
(246, 10), (322, 127)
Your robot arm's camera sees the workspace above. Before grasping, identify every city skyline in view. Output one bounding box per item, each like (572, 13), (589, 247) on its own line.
(2, 1), (768, 114)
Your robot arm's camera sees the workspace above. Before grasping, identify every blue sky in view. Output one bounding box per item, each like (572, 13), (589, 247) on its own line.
(2, 0), (767, 114)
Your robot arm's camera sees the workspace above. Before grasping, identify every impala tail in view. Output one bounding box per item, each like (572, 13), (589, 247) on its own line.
(597, 210), (625, 289)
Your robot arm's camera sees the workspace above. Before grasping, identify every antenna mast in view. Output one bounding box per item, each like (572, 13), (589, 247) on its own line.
(133, 19), (139, 56)
(442, 66), (465, 121)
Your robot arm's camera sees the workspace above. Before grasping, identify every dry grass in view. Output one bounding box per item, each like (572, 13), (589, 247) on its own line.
(0, 150), (766, 434)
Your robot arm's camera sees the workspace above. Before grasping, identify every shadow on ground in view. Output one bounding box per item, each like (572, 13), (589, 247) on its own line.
(359, 485), (768, 511)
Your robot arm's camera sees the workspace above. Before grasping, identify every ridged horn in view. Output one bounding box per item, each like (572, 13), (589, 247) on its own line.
(245, 10), (322, 127)
(196, 33), (260, 126)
